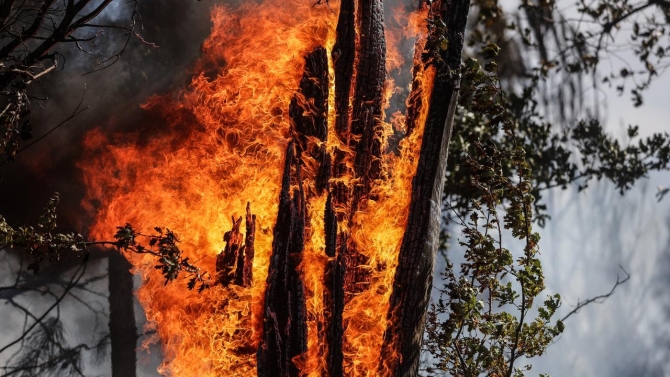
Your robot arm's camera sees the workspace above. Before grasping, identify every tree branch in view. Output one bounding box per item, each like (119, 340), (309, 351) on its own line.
(561, 265), (631, 322)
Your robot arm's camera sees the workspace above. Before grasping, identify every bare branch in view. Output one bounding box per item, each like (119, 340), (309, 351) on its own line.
(560, 266), (631, 322)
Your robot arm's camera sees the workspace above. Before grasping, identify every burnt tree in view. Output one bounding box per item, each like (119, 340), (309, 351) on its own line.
(257, 0), (470, 376)
(382, 0), (471, 375)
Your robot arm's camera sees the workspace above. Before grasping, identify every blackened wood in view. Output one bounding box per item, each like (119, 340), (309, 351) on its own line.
(108, 250), (137, 377)
(260, 46), (333, 376)
(291, 46), (328, 142)
(325, 0), (388, 371)
(332, 0), (355, 138)
(288, 165), (308, 375)
(351, 0), (386, 201)
(331, 0), (355, 210)
(258, 142), (294, 377)
(324, 193), (338, 259)
(322, 193), (344, 377)
(258, 142), (309, 377)
(327, 2), (356, 365)
(344, 0), (388, 301)
(215, 205), (255, 288)
(342, 246), (370, 301)
(382, 0), (471, 376)
(290, 47), (330, 196)
(216, 216), (243, 286)
(327, 239), (346, 377)
(243, 202), (256, 287)
(235, 244), (246, 286)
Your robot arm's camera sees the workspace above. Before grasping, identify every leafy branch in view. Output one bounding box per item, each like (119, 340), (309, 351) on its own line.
(0, 193), (210, 291)
(112, 224), (211, 292)
(424, 45), (565, 377)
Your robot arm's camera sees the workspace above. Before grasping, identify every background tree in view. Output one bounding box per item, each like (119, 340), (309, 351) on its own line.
(420, 0), (670, 373)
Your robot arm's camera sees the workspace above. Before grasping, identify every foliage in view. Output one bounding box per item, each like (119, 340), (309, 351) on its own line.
(0, 69), (42, 162)
(425, 0), (670, 368)
(0, 193), (207, 291)
(0, 193), (89, 274)
(444, 0), (670, 227)
(113, 224), (211, 292)
(567, 0), (670, 104)
(446, 68), (670, 226)
(424, 44), (564, 376)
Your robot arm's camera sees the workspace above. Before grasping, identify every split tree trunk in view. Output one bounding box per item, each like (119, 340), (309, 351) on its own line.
(258, 46), (329, 377)
(255, 0), (471, 376)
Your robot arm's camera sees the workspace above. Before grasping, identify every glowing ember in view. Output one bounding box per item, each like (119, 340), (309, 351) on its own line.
(79, 0), (433, 375)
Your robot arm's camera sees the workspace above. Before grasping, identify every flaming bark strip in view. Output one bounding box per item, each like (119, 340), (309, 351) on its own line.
(382, 0), (471, 376)
(331, 0), (356, 221)
(290, 46), (330, 196)
(216, 215), (243, 286)
(324, 193), (345, 377)
(243, 204), (256, 287)
(215, 207), (256, 288)
(341, 0), (387, 300)
(326, 0), (392, 374)
(290, 47), (335, 376)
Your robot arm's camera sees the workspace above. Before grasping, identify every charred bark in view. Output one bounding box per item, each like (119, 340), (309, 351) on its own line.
(259, 0), (468, 374)
(382, 0), (471, 376)
(340, 0), (388, 300)
(216, 204), (256, 288)
(108, 250), (137, 377)
(290, 46), (330, 196)
(351, 0), (386, 202)
(332, 0), (355, 138)
(216, 216), (243, 286)
(260, 46), (341, 377)
(243, 203), (256, 287)
(257, 143), (308, 377)
(323, 193), (345, 377)
(331, 0), (355, 211)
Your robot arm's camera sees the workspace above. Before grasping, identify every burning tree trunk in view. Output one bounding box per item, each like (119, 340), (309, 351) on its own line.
(257, 142), (309, 377)
(382, 1), (471, 375)
(259, 45), (329, 377)
(257, 0), (470, 376)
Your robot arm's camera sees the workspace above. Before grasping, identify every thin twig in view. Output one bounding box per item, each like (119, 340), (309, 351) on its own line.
(561, 265), (631, 322)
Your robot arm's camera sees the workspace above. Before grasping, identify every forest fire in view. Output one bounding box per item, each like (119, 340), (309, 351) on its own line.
(79, 0), (441, 376)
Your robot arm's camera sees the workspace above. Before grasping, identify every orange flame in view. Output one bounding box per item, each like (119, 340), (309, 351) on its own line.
(80, 1), (433, 376)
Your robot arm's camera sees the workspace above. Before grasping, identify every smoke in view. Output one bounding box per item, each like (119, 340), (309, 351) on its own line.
(525, 173), (670, 376)
(0, 0), (216, 226)
(0, 2), (223, 375)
